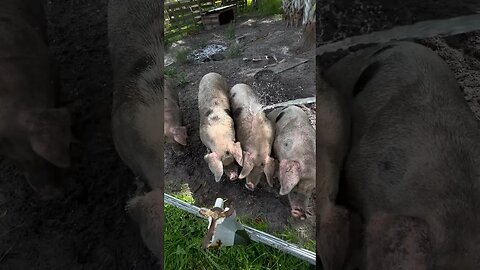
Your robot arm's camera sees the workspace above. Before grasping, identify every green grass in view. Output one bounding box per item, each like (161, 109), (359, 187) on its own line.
(245, 0), (283, 16)
(172, 47), (192, 65)
(225, 22), (236, 40)
(164, 65), (188, 87)
(165, 185), (315, 270)
(225, 43), (243, 59)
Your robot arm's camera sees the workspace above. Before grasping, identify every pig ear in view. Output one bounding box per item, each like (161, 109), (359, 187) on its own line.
(230, 141), (243, 165)
(239, 151), (254, 179)
(171, 126), (187, 146)
(278, 160), (301, 195)
(204, 152), (223, 182)
(263, 156), (276, 187)
(24, 108), (71, 168)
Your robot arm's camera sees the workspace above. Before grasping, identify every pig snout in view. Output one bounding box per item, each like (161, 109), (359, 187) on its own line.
(224, 163), (239, 181)
(245, 182), (255, 191)
(288, 190), (309, 220)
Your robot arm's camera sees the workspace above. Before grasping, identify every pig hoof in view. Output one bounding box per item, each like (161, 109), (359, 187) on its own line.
(291, 209), (306, 220)
(245, 182), (255, 191)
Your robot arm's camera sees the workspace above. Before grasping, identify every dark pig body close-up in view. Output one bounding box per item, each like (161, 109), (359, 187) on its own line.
(108, 0), (163, 191)
(229, 83), (275, 191)
(164, 77), (187, 154)
(198, 72), (243, 182)
(0, 0), (71, 200)
(267, 105), (316, 220)
(324, 41), (480, 270)
(316, 64), (353, 270)
(108, 0), (164, 265)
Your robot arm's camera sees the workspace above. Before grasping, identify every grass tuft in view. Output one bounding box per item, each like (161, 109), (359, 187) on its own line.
(164, 65), (188, 87)
(225, 43), (242, 59)
(172, 47), (192, 65)
(225, 22), (236, 40)
(165, 189), (315, 270)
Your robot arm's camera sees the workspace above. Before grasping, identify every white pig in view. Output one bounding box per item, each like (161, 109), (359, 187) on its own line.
(198, 72), (243, 182)
(268, 105), (316, 219)
(229, 83), (275, 191)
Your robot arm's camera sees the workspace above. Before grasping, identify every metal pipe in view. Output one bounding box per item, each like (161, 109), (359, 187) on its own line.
(164, 193), (317, 265)
(262, 97), (316, 111)
(317, 14), (480, 56)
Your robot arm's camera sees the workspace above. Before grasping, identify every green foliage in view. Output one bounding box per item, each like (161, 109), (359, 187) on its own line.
(225, 43), (242, 58)
(225, 22), (236, 40)
(165, 65), (188, 87)
(246, 0), (283, 16)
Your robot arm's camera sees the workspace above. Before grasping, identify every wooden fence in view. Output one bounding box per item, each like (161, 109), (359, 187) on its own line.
(165, 0), (247, 43)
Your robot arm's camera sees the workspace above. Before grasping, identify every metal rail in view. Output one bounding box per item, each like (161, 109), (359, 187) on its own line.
(317, 14), (480, 55)
(262, 97), (316, 111)
(164, 193), (317, 266)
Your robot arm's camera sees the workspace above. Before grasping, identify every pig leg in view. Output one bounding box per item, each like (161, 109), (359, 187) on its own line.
(239, 151), (255, 179)
(263, 156), (275, 187)
(365, 213), (432, 270)
(125, 188), (164, 264)
(278, 159), (301, 196)
(318, 200), (352, 270)
(204, 152), (223, 182)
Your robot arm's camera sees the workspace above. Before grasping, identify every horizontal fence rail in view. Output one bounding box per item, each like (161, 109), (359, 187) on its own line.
(317, 14), (480, 55)
(164, 193), (317, 265)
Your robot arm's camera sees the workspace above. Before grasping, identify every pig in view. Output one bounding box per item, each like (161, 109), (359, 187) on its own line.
(316, 64), (353, 270)
(0, 0), (71, 200)
(198, 72), (243, 182)
(267, 105), (316, 219)
(323, 41), (480, 269)
(108, 0), (163, 191)
(164, 78), (187, 154)
(229, 83), (275, 191)
(125, 188), (164, 269)
(108, 0), (163, 263)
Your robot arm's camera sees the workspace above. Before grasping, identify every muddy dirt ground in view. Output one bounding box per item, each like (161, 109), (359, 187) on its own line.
(164, 15), (317, 242)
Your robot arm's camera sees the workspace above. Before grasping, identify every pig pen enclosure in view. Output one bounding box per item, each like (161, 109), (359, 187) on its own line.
(164, 9), (318, 258)
(0, 0), (478, 270)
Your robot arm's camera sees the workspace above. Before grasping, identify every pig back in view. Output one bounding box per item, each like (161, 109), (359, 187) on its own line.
(271, 106), (316, 174)
(0, 1), (53, 110)
(198, 73), (230, 115)
(108, 0), (163, 111)
(344, 42), (480, 226)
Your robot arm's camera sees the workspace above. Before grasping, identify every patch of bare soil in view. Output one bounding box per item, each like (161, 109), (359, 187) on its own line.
(165, 15), (316, 243)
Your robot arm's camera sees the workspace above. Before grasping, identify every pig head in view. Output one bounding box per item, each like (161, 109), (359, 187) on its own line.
(198, 73), (243, 182)
(164, 78), (187, 154)
(0, 1), (71, 200)
(267, 105), (315, 219)
(324, 41), (480, 269)
(229, 83), (275, 191)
